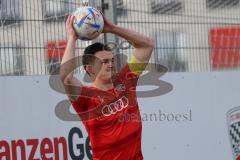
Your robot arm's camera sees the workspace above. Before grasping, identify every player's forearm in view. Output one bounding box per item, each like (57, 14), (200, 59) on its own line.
(111, 25), (154, 49)
(110, 25), (154, 62)
(60, 38), (76, 81)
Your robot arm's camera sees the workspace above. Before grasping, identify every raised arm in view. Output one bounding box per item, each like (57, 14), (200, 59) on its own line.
(103, 18), (155, 63)
(60, 15), (82, 101)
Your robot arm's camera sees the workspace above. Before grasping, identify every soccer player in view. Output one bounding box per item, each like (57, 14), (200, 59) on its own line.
(60, 15), (154, 160)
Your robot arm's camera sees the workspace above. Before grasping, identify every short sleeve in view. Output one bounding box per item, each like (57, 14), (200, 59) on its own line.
(69, 89), (86, 113)
(117, 63), (139, 88)
(128, 55), (148, 76)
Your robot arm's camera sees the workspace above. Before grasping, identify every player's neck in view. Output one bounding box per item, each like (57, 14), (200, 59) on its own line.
(92, 78), (114, 91)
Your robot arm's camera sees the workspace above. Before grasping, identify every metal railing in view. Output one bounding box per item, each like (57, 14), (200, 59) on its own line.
(1, 0), (240, 76)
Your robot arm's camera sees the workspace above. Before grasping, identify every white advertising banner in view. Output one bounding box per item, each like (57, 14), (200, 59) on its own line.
(0, 71), (240, 160)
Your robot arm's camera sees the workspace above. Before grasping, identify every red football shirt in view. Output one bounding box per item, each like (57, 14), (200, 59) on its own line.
(70, 64), (143, 160)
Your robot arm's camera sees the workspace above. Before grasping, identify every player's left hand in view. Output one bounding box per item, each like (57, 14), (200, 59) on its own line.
(102, 16), (116, 33)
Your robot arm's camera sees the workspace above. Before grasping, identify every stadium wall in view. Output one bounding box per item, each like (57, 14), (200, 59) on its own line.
(0, 71), (239, 159)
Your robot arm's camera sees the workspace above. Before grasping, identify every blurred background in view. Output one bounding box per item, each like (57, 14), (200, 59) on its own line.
(0, 0), (240, 75)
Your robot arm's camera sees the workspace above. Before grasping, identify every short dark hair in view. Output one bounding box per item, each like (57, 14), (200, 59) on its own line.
(82, 42), (111, 73)
(84, 42), (108, 55)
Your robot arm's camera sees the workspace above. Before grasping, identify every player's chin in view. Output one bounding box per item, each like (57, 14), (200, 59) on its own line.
(106, 72), (115, 80)
(100, 72), (111, 79)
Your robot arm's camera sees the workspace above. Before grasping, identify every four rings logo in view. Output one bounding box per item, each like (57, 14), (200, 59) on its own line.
(101, 96), (129, 117)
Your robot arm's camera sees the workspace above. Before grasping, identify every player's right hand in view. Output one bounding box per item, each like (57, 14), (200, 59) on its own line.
(66, 15), (78, 41)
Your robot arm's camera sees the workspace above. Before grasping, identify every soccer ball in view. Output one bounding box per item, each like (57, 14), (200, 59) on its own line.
(72, 6), (104, 40)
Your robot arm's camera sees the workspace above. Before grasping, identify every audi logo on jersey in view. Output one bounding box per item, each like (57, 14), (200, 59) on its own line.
(101, 96), (129, 117)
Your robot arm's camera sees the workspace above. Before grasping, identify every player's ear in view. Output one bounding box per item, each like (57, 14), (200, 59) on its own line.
(86, 65), (94, 75)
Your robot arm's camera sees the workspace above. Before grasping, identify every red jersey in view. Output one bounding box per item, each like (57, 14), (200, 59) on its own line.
(70, 64), (143, 160)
